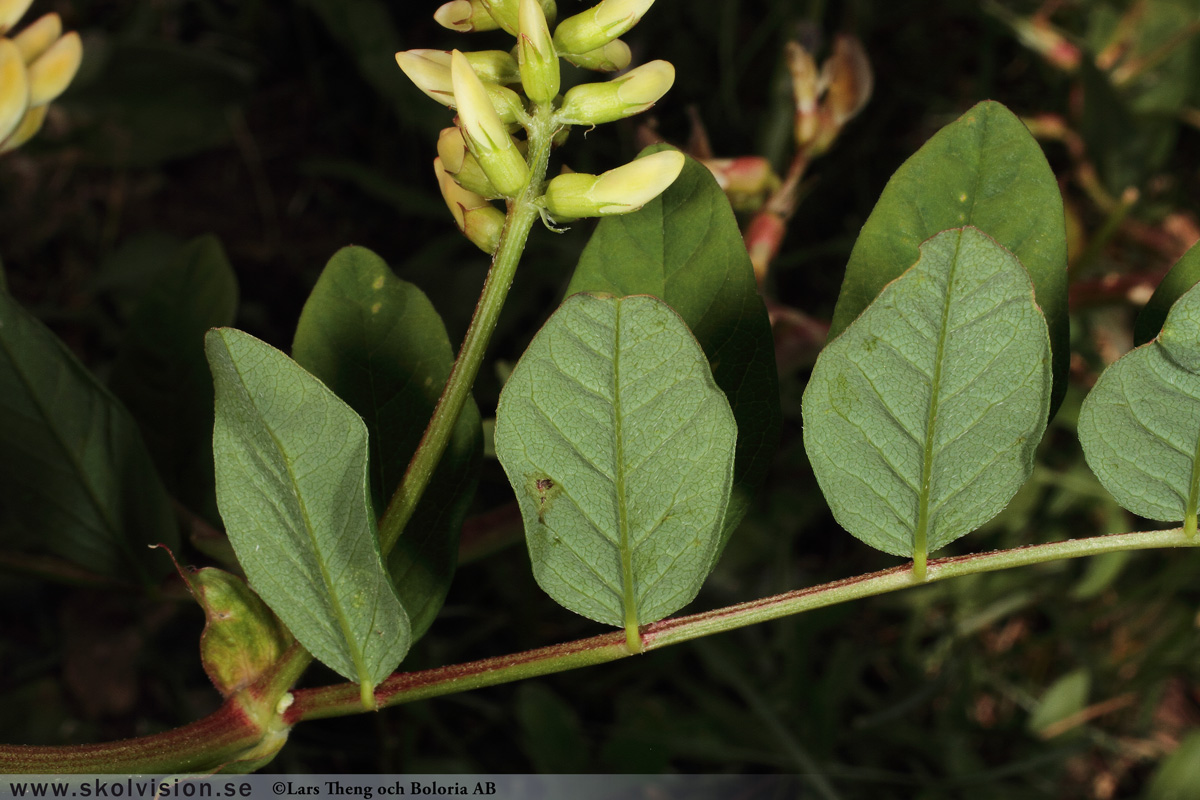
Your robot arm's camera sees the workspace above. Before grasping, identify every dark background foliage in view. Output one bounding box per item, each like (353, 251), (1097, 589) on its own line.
(2, 0), (1199, 795)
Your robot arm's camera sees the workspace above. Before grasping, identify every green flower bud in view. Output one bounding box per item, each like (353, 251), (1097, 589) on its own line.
(556, 59), (673, 125)
(26, 30), (80, 107)
(480, 0), (557, 35)
(451, 50), (530, 196)
(553, 0), (654, 56)
(435, 157), (507, 254)
(517, 0), (559, 103)
(438, 126), (503, 198)
(433, 0), (502, 33)
(11, 12), (60, 63)
(563, 38), (631, 72)
(542, 149), (684, 218)
(396, 49), (525, 123)
(0, 39), (29, 144)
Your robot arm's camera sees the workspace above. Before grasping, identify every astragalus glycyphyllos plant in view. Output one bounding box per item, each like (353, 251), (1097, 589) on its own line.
(0, 0), (1198, 779)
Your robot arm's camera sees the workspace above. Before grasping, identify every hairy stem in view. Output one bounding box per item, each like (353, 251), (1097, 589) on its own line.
(378, 102), (558, 557)
(287, 527), (1197, 722)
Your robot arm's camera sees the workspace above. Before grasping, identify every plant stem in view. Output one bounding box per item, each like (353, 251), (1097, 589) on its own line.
(378, 102), (558, 557)
(286, 527), (1197, 722)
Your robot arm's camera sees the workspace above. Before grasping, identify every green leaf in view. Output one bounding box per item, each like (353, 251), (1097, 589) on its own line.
(830, 101), (1068, 416)
(292, 246), (482, 640)
(802, 227), (1052, 571)
(565, 147), (780, 547)
(0, 288), (178, 583)
(207, 328), (410, 695)
(1145, 730), (1200, 800)
(181, 564), (294, 698)
(110, 235), (238, 525)
(1134, 239), (1200, 345)
(1079, 280), (1200, 537)
(493, 293), (737, 641)
(1027, 669), (1090, 737)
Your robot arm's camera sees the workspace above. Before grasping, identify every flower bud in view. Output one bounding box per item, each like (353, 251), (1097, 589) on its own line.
(563, 39), (631, 72)
(701, 156), (781, 213)
(480, 0), (557, 35)
(438, 126), (502, 198)
(786, 41), (821, 148)
(396, 50), (524, 123)
(745, 210), (786, 286)
(11, 12), (60, 62)
(556, 59), (673, 125)
(0, 104), (46, 154)
(542, 149), (684, 218)
(0, 0), (33, 35)
(435, 157), (507, 254)
(451, 50), (530, 196)
(26, 31), (81, 107)
(517, 0), (559, 103)
(553, 0), (654, 56)
(434, 0), (501, 33)
(822, 35), (872, 127)
(0, 39), (29, 144)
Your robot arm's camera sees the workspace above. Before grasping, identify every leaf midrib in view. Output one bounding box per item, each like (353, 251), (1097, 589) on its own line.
(913, 231), (967, 563)
(226, 341), (375, 689)
(613, 300), (639, 642)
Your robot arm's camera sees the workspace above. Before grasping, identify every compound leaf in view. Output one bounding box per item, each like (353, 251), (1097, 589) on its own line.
(292, 246), (481, 640)
(803, 227), (1051, 570)
(830, 101), (1068, 415)
(0, 288), (178, 583)
(494, 294), (737, 639)
(565, 147), (779, 548)
(1079, 279), (1200, 536)
(207, 328), (410, 695)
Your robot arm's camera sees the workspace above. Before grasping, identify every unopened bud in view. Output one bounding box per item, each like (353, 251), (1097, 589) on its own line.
(542, 149), (685, 218)
(0, 0), (33, 36)
(554, 0), (655, 56)
(11, 12), (60, 63)
(557, 59), (673, 125)
(745, 210), (786, 286)
(480, 0), (557, 35)
(451, 50), (529, 196)
(701, 157), (780, 213)
(438, 126), (503, 198)
(435, 157), (507, 254)
(786, 41), (821, 148)
(517, 0), (559, 103)
(0, 39), (29, 144)
(396, 50), (524, 123)
(562, 39), (631, 72)
(822, 35), (872, 127)
(26, 31), (81, 107)
(434, 0), (502, 33)
(0, 103), (46, 154)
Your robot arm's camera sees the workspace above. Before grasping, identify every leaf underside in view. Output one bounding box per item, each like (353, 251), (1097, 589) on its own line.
(830, 101), (1068, 416)
(1080, 279), (1200, 527)
(292, 246), (482, 640)
(207, 328), (410, 691)
(565, 147), (780, 548)
(803, 227), (1052, 560)
(494, 293), (737, 630)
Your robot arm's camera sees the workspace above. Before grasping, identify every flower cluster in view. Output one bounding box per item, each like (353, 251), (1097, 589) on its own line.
(396, 0), (684, 253)
(0, 0), (82, 154)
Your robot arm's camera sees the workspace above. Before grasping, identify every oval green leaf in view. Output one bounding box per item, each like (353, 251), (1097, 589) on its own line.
(1079, 280), (1200, 537)
(0, 288), (178, 583)
(207, 328), (410, 695)
(292, 246), (482, 640)
(1134, 239), (1200, 346)
(803, 227), (1052, 572)
(493, 293), (737, 641)
(565, 147), (780, 548)
(830, 101), (1068, 415)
